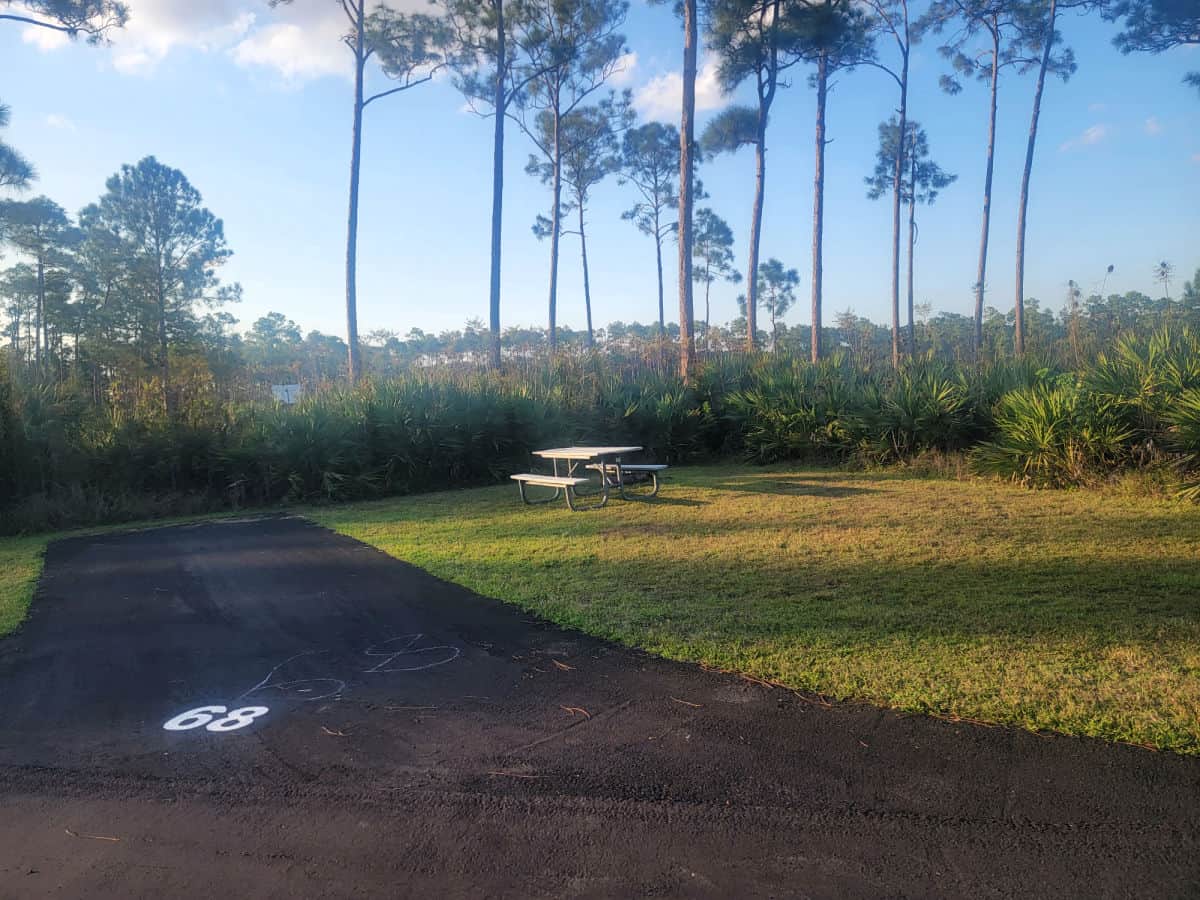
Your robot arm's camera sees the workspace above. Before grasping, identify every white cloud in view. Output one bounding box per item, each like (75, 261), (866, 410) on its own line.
(632, 56), (727, 122)
(231, 0), (431, 83)
(15, 0), (356, 83)
(232, 22), (347, 81)
(44, 113), (76, 131)
(110, 1), (254, 74)
(1059, 123), (1110, 152)
(1144, 116), (1163, 136)
(21, 25), (70, 50)
(609, 52), (639, 87)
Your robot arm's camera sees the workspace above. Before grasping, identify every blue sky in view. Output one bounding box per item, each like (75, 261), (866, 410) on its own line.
(1, 0), (1197, 340)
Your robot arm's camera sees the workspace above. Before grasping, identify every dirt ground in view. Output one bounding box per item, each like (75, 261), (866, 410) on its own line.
(0, 516), (1195, 898)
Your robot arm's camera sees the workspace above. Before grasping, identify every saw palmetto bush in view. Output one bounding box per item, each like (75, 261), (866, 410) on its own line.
(958, 355), (1055, 441)
(723, 354), (866, 463)
(6, 327), (1200, 533)
(1163, 389), (1200, 501)
(864, 362), (971, 462)
(1083, 327), (1200, 458)
(970, 383), (1131, 487)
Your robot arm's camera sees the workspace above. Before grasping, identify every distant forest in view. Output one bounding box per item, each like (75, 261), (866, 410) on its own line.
(2, 0), (1197, 400)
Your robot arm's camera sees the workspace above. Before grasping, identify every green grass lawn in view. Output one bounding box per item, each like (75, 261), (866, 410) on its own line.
(310, 465), (1200, 754)
(0, 535), (47, 637)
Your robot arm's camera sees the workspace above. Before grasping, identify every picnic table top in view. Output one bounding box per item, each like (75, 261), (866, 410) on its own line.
(533, 446), (642, 460)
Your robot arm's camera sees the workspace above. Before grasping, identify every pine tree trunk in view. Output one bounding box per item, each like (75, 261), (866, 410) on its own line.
(1014, 0), (1056, 358)
(704, 271), (712, 351)
(344, 4), (365, 384)
(974, 23), (1000, 360)
(907, 173), (917, 356)
(34, 254), (44, 373)
(890, 46), (909, 369)
(746, 111), (767, 353)
(488, 6), (507, 370)
(547, 114), (563, 354)
(677, 0), (698, 384)
(579, 203), (594, 347)
(810, 50), (828, 364)
(654, 227), (665, 334)
(157, 272), (170, 418)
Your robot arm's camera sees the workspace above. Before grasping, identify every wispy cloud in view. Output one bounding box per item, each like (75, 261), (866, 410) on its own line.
(1059, 124), (1111, 152)
(22, 25), (70, 51)
(632, 56), (727, 123)
(44, 113), (76, 131)
(232, 22), (347, 82)
(21, 0), (256, 73)
(1088, 102), (1106, 112)
(1144, 116), (1163, 136)
(112, 2), (254, 75)
(609, 52), (639, 88)
(16, 0), (391, 83)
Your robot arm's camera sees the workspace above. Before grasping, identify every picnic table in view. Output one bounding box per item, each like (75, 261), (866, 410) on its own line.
(511, 446), (669, 511)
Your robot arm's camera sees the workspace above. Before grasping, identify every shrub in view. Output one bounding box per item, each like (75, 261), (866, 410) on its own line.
(970, 383), (1131, 487)
(6, 328), (1200, 534)
(864, 363), (970, 461)
(0, 358), (19, 505)
(1163, 388), (1200, 501)
(1083, 327), (1200, 457)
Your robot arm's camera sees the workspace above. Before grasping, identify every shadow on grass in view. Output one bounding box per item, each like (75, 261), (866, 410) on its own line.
(710, 476), (880, 499)
(614, 494), (707, 508)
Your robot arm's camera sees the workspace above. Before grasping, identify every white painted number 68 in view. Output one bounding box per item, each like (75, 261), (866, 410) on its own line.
(163, 705), (270, 733)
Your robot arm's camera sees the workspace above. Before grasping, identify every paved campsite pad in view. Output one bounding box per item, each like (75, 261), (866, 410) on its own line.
(0, 517), (1196, 898)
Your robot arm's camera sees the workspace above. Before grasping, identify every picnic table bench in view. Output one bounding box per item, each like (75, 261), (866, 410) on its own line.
(511, 446), (668, 511)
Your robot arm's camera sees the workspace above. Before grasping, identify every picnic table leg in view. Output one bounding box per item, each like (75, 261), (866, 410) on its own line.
(564, 482), (608, 511)
(517, 480), (563, 505)
(564, 456), (609, 511)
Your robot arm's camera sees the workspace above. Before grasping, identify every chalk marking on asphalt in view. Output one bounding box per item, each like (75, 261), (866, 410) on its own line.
(162, 637), (460, 737)
(236, 650), (347, 704)
(362, 634), (462, 673)
(64, 828), (120, 843)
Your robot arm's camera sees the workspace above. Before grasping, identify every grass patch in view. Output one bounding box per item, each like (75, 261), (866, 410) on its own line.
(310, 465), (1200, 754)
(0, 535), (48, 637)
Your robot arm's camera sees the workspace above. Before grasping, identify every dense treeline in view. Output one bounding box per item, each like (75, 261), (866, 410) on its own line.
(2, 318), (1198, 534)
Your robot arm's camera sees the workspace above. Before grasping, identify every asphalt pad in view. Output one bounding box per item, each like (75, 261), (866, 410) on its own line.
(0, 516), (1195, 898)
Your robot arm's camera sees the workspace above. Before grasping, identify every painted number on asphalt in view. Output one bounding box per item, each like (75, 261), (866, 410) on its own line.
(163, 705), (270, 733)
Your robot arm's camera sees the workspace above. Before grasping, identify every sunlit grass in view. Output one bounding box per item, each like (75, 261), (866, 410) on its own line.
(311, 465), (1200, 754)
(0, 536), (47, 637)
